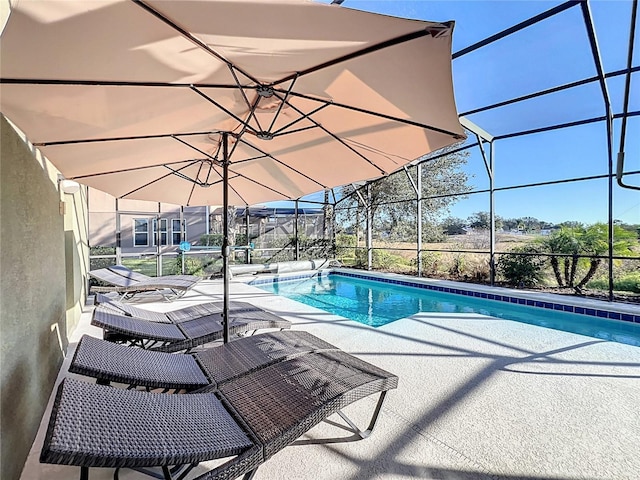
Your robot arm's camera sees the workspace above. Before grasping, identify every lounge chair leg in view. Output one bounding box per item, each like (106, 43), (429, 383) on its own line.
(161, 466), (173, 480)
(174, 463), (197, 480)
(336, 391), (388, 439)
(241, 469), (258, 480)
(129, 466), (174, 479)
(80, 466), (89, 480)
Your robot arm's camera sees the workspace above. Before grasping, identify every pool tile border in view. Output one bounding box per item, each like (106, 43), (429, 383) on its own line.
(250, 270), (640, 325)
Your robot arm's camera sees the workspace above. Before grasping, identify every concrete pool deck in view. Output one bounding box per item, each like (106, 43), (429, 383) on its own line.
(20, 277), (640, 480)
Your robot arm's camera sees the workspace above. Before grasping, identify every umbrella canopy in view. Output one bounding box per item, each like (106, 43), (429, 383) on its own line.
(1, 0), (466, 341)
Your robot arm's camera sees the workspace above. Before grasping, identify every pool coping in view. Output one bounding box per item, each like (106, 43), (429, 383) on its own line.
(245, 267), (640, 324)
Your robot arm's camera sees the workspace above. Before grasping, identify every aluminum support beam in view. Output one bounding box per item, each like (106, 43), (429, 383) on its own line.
(367, 184), (372, 270)
(404, 165), (423, 276)
(294, 199), (300, 261)
(581, 0), (615, 301)
(222, 133), (230, 343)
(115, 198), (122, 266)
(245, 206), (251, 264)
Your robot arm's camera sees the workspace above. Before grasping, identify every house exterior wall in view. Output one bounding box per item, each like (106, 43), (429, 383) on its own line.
(88, 188), (209, 254)
(0, 116), (88, 480)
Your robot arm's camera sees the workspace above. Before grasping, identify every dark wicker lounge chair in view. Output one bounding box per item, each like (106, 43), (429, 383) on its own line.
(41, 344), (398, 480)
(94, 293), (219, 323)
(88, 266), (201, 301)
(110, 265), (200, 285)
(70, 331), (337, 391)
(91, 306), (291, 353)
(94, 293), (277, 325)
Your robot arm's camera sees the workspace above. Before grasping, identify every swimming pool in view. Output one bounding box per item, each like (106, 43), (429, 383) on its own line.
(254, 272), (640, 347)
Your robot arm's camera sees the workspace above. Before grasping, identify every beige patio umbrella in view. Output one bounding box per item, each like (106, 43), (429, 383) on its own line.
(0, 0), (465, 341)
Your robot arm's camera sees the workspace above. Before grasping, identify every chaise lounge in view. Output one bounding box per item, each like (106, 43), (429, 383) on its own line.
(94, 293), (278, 325)
(41, 336), (398, 480)
(70, 331), (337, 391)
(88, 265), (201, 300)
(91, 306), (291, 353)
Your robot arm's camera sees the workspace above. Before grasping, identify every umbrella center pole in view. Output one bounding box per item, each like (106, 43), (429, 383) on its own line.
(222, 133), (231, 344)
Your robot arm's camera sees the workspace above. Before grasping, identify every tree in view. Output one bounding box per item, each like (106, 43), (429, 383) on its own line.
(614, 219), (640, 239)
(441, 216), (467, 235)
(502, 218), (518, 231)
(468, 211), (489, 229)
(467, 211), (503, 231)
(337, 145), (472, 242)
(540, 223), (638, 292)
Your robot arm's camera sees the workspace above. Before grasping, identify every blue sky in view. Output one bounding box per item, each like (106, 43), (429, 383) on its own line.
(268, 1), (639, 226)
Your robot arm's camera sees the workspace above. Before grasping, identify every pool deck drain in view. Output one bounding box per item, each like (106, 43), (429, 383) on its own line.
(20, 277), (640, 480)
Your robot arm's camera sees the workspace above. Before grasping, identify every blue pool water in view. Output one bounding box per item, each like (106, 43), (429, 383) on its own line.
(256, 274), (640, 347)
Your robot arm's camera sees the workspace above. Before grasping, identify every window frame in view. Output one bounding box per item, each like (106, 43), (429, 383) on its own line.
(171, 218), (185, 245)
(133, 218), (149, 247)
(153, 218), (169, 246)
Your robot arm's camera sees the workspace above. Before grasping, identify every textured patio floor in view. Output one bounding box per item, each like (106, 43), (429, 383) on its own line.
(20, 276), (640, 480)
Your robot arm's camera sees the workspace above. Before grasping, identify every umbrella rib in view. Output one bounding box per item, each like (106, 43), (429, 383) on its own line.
(180, 167), (288, 203)
(0, 78), (239, 89)
(268, 27), (449, 86)
(225, 170), (293, 200)
(266, 75), (299, 134)
(190, 86), (260, 135)
(275, 89), (465, 139)
(203, 158), (221, 186)
(69, 159), (204, 180)
(225, 177), (250, 206)
(273, 91), (387, 175)
(132, 0), (261, 85)
(236, 137), (327, 190)
(186, 160), (213, 204)
(32, 131), (222, 148)
(271, 103), (331, 136)
(122, 164), (200, 198)
(272, 125), (320, 138)
(228, 69), (264, 132)
(244, 88), (267, 134)
(172, 135), (218, 161)
(184, 164), (201, 206)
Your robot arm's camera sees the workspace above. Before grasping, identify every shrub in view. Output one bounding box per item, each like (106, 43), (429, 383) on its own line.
(295, 236), (333, 259)
(448, 253), (466, 277)
(410, 251), (442, 276)
(467, 257), (490, 282)
(336, 234), (357, 263)
(586, 272), (640, 293)
(180, 257), (205, 276)
(89, 246), (116, 270)
(199, 234), (223, 246)
(496, 246), (546, 287)
(354, 248), (407, 270)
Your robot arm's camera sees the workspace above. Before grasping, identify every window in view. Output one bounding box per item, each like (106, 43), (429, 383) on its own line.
(172, 219), (184, 245)
(153, 218), (169, 246)
(133, 219), (149, 246)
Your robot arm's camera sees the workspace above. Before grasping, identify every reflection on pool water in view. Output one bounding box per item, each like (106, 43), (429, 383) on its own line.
(256, 274), (640, 347)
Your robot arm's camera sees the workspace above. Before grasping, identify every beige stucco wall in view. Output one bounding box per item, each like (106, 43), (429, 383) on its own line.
(0, 116), (88, 480)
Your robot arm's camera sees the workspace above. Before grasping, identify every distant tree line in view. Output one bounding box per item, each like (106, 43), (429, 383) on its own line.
(442, 212), (639, 238)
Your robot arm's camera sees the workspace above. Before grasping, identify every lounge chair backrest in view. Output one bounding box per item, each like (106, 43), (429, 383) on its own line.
(93, 294), (169, 322)
(89, 268), (139, 287)
(92, 309), (186, 343)
(109, 265), (151, 282)
(93, 293), (120, 307)
(40, 378), (258, 471)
